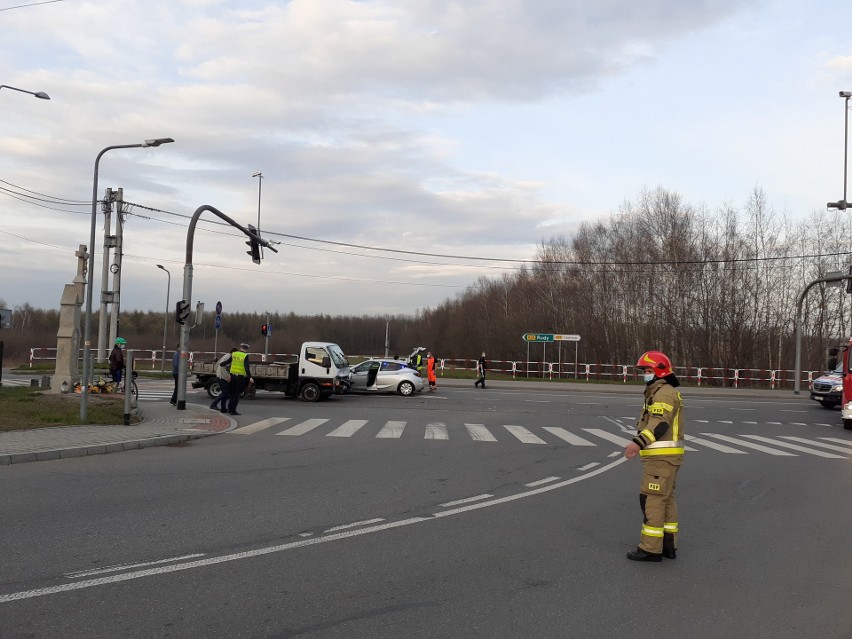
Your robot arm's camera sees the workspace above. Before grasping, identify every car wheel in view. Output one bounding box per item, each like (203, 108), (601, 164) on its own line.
(819, 400), (838, 409)
(844, 419), (852, 431)
(299, 382), (321, 402)
(206, 380), (222, 399)
(398, 381), (415, 396)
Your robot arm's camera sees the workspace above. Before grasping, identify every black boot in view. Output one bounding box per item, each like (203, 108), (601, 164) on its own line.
(626, 547), (662, 562)
(662, 533), (677, 559)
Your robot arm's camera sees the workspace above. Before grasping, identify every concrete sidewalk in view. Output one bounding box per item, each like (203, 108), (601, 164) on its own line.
(0, 401), (235, 465)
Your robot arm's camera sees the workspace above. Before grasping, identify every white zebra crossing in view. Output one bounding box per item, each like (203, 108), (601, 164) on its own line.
(217, 415), (852, 458)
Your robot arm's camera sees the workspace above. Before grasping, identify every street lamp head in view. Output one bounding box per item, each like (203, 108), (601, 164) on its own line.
(143, 137), (175, 147)
(840, 91), (852, 98)
(157, 264), (166, 271)
(33, 91), (50, 100)
(252, 171), (262, 178)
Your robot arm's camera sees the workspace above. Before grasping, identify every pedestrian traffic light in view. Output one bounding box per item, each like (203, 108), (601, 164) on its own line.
(175, 300), (190, 325)
(246, 224), (261, 265)
(261, 323), (268, 336)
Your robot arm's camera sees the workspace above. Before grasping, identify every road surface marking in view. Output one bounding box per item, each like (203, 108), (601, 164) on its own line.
(327, 419), (368, 437)
(464, 423), (497, 442)
(425, 423), (449, 440)
(702, 433), (795, 456)
(780, 437), (852, 454)
(582, 428), (633, 446)
(525, 477), (561, 487)
(65, 554), (205, 579)
(741, 435), (845, 458)
(503, 425), (547, 444)
(276, 418), (329, 436)
(542, 427), (595, 446)
(229, 417), (290, 435)
(576, 463), (599, 471)
(684, 434), (747, 454)
(820, 437), (852, 448)
(0, 457), (629, 604)
(376, 420), (405, 438)
(324, 518), (385, 533)
(439, 494), (493, 507)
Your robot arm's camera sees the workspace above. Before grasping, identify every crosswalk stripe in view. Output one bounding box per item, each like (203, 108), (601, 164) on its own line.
(230, 417), (291, 435)
(780, 437), (852, 455)
(376, 420), (405, 439)
(503, 425), (547, 444)
(542, 427), (595, 446)
(741, 435), (846, 458)
(684, 434), (747, 454)
(425, 423), (448, 440)
(464, 424), (497, 442)
(820, 437), (852, 448)
(702, 433), (796, 456)
(582, 429), (633, 446)
(276, 418), (329, 436)
(327, 420), (368, 437)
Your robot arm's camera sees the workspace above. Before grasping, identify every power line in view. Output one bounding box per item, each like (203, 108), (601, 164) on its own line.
(0, 0), (64, 12)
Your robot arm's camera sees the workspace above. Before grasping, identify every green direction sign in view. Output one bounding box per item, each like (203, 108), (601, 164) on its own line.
(522, 333), (555, 342)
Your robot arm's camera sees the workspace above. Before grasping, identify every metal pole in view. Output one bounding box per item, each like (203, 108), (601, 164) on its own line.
(794, 273), (848, 394)
(253, 171), (263, 259)
(157, 265), (170, 372)
(177, 204), (277, 410)
(844, 93), (849, 206)
(80, 139), (174, 421)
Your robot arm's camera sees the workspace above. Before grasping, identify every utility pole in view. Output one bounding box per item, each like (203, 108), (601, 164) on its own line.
(108, 188), (125, 349)
(96, 188), (116, 362)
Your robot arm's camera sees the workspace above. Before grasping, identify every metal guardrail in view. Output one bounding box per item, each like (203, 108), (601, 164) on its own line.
(27, 347), (819, 390)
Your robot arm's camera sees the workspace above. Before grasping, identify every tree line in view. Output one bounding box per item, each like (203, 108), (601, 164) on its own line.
(3, 186), (849, 373)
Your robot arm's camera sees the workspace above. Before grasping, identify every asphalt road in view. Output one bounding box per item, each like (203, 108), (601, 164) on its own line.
(2, 382), (851, 638)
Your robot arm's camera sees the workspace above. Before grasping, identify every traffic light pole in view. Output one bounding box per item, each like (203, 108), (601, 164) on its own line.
(175, 205), (277, 410)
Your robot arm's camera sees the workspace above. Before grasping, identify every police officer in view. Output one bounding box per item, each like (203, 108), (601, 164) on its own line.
(624, 350), (684, 562)
(221, 343), (253, 416)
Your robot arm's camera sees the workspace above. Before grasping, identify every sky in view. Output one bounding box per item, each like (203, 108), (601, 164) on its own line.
(1, 0), (851, 319)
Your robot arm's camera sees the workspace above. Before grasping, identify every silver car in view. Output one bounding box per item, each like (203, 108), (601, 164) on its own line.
(349, 358), (424, 396)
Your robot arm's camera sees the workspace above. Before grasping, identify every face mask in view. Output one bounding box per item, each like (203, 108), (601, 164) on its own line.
(643, 372), (655, 383)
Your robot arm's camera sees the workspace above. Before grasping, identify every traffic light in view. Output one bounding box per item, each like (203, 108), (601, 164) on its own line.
(175, 300), (190, 325)
(246, 224), (261, 264)
(261, 323), (268, 336)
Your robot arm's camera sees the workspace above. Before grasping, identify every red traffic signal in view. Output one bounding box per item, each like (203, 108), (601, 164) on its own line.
(261, 323), (268, 336)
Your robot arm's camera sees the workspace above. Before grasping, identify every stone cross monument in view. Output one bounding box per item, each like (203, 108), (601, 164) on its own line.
(54, 244), (88, 391)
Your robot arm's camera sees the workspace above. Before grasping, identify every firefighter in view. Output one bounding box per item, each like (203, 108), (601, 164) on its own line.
(623, 350), (684, 562)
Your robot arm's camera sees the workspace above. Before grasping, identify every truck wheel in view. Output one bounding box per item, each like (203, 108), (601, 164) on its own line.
(398, 381), (415, 396)
(206, 380), (222, 399)
(299, 382), (321, 402)
(844, 419), (852, 431)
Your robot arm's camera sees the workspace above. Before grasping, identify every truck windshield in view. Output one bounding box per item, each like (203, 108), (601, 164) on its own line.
(327, 344), (349, 368)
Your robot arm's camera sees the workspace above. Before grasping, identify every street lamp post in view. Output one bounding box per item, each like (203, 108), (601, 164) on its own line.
(0, 84), (50, 100)
(157, 264), (171, 372)
(80, 138), (175, 421)
(827, 91), (851, 211)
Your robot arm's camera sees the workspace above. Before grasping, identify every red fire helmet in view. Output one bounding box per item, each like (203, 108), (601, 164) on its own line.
(635, 351), (673, 378)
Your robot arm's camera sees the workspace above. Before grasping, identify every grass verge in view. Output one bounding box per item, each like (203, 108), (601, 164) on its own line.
(0, 387), (138, 431)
